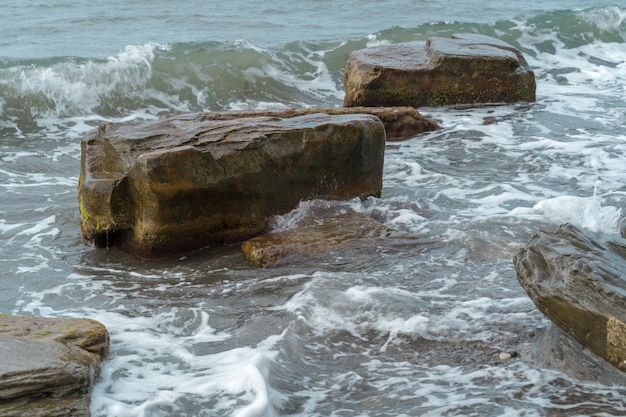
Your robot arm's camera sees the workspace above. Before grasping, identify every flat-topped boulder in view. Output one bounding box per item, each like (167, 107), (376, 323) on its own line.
(344, 33), (536, 108)
(0, 315), (109, 417)
(514, 223), (626, 371)
(79, 112), (386, 259)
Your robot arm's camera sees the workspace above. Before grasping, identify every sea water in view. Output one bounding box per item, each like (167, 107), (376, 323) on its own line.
(1, 1), (626, 416)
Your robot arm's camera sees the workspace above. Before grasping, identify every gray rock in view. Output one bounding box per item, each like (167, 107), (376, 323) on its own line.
(344, 33), (536, 107)
(79, 112), (386, 259)
(514, 223), (626, 371)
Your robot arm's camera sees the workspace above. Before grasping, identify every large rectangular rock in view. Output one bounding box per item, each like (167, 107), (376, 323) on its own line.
(78, 112), (386, 259)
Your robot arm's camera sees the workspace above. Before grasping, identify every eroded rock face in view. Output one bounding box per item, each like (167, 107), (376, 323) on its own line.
(514, 223), (626, 371)
(344, 33), (536, 107)
(0, 315), (109, 417)
(79, 112), (386, 259)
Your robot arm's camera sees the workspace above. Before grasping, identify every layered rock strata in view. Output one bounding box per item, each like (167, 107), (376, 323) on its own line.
(0, 315), (109, 417)
(199, 106), (438, 140)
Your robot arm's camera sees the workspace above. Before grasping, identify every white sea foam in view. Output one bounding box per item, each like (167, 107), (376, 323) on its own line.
(578, 5), (626, 33)
(90, 314), (280, 417)
(3, 43), (165, 118)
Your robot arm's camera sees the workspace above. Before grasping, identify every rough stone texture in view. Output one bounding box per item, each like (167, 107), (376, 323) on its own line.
(0, 315), (109, 417)
(79, 112), (386, 259)
(344, 33), (536, 108)
(241, 212), (416, 267)
(199, 106), (438, 140)
(514, 223), (626, 371)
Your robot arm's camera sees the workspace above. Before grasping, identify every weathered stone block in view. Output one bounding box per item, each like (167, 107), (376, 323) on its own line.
(79, 112), (386, 259)
(344, 33), (536, 107)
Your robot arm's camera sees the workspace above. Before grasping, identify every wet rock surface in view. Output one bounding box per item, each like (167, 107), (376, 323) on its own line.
(199, 106), (438, 140)
(514, 223), (626, 372)
(79, 112), (386, 259)
(241, 212), (421, 267)
(0, 315), (109, 417)
(344, 33), (536, 107)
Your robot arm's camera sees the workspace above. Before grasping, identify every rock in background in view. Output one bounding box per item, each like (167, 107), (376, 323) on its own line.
(344, 33), (536, 107)
(0, 315), (109, 417)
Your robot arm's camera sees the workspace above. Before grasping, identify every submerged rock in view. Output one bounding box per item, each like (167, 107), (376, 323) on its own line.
(344, 33), (536, 107)
(79, 112), (385, 259)
(514, 223), (626, 371)
(200, 106), (438, 140)
(241, 212), (418, 267)
(0, 315), (109, 417)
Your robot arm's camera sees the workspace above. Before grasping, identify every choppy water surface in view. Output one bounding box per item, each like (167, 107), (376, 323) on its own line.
(1, 2), (626, 416)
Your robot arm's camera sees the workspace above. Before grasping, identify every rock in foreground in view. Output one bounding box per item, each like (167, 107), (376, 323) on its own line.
(241, 212), (418, 267)
(0, 315), (109, 417)
(514, 223), (626, 371)
(344, 33), (536, 108)
(79, 112), (385, 259)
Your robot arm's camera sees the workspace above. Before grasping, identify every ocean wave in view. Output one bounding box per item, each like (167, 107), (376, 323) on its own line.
(0, 6), (623, 131)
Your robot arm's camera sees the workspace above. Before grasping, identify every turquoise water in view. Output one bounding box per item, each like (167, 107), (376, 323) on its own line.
(1, 2), (626, 416)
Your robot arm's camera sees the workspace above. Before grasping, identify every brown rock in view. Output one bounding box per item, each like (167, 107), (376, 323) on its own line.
(79, 112), (386, 259)
(0, 315), (109, 417)
(241, 212), (416, 267)
(344, 33), (536, 107)
(514, 223), (626, 371)
(200, 106), (438, 140)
